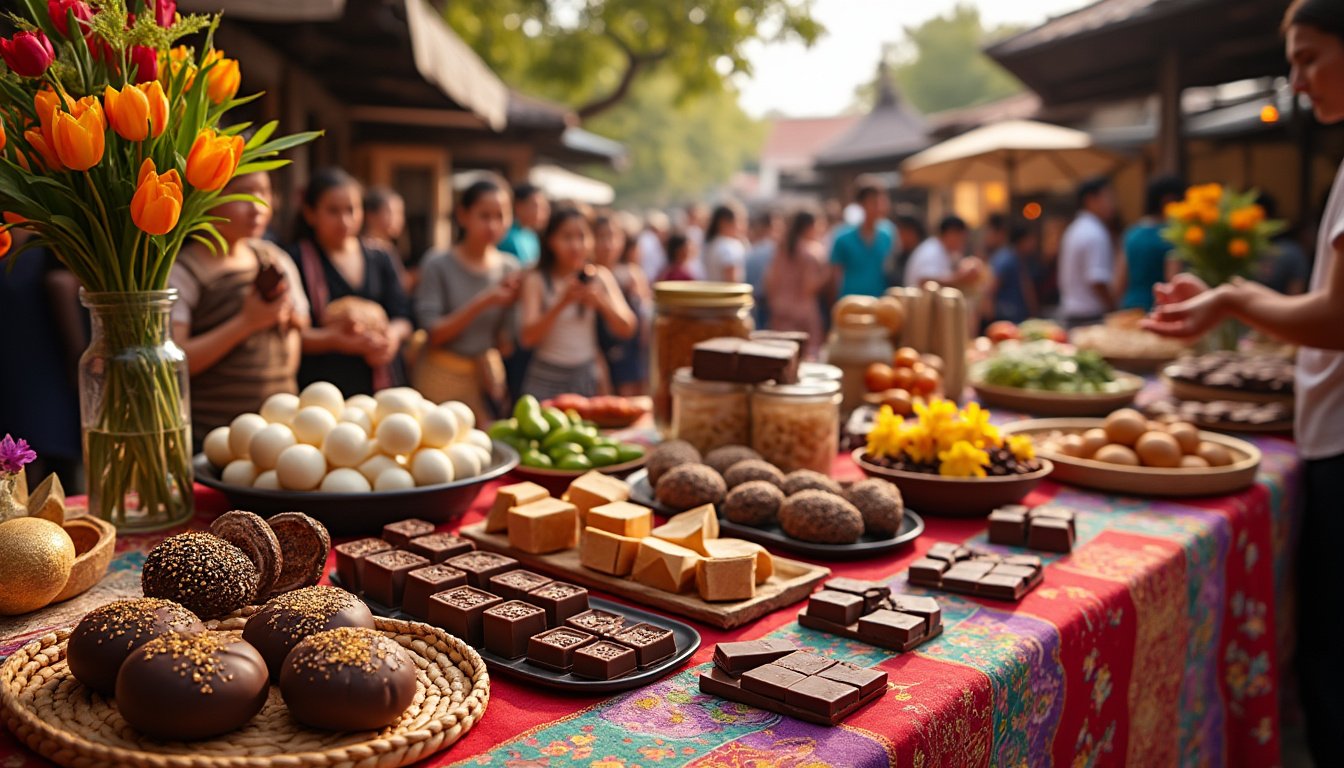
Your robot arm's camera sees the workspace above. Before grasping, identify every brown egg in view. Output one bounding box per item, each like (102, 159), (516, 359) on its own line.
(1093, 444), (1140, 466)
(1145, 421), (1168, 434)
(0, 517), (76, 615)
(1196, 442), (1233, 467)
(1103, 409), (1146, 446)
(1167, 423), (1201, 454)
(1058, 434), (1087, 458)
(873, 297), (905, 335)
(1079, 428), (1110, 459)
(1180, 455), (1211, 469)
(1135, 431), (1183, 468)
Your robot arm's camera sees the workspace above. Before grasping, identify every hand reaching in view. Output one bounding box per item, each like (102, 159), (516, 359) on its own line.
(1143, 277), (1225, 340)
(240, 284), (289, 333)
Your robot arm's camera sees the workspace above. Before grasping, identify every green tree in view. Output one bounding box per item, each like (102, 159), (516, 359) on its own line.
(855, 4), (1023, 114)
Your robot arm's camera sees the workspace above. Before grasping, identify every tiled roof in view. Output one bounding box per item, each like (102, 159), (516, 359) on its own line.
(813, 99), (929, 168)
(761, 116), (863, 168)
(988, 0), (1185, 57)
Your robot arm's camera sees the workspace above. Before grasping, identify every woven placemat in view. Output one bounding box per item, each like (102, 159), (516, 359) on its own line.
(0, 608), (489, 768)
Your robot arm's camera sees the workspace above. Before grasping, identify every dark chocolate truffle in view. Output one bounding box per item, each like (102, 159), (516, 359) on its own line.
(704, 445), (763, 477)
(646, 440), (701, 486)
(266, 512), (331, 596)
(141, 533), (259, 619)
(279, 626), (418, 732)
(210, 510), (283, 597)
(242, 585), (376, 679)
(778, 490), (864, 544)
(67, 598), (205, 696)
(721, 480), (785, 526)
(115, 631), (269, 740)
(654, 464), (726, 511)
(844, 479), (905, 537)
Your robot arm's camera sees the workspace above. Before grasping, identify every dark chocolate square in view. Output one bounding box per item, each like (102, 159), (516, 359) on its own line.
(740, 663), (807, 699)
(360, 549), (430, 608)
(977, 573), (1026, 599)
(1026, 517), (1074, 553)
(784, 675), (859, 716)
(565, 609), (628, 638)
(446, 551), (520, 588)
(572, 640), (638, 680)
(942, 562), (993, 591)
(382, 518), (435, 547)
(807, 590), (864, 626)
(989, 564), (1038, 580)
(403, 564), (467, 620)
(926, 543), (970, 563)
(889, 595), (942, 631)
(907, 558), (948, 585)
(524, 581), (590, 626)
(1004, 554), (1043, 568)
(773, 651), (835, 676)
(427, 586), (503, 645)
(334, 537), (393, 592)
(987, 509), (1027, 546)
(818, 662), (888, 698)
(857, 609), (925, 645)
(488, 569), (554, 602)
(482, 600), (548, 659)
(611, 623), (676, 668)
(712, 639), (797, 674)
(823, 578), (890, 612)
(407, 532), (475, 563)
(526, 627), (595, 672)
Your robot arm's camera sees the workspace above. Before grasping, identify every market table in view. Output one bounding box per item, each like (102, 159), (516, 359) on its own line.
(0, 433), (1300, 768)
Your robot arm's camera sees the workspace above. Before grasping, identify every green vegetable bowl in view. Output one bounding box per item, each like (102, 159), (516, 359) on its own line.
(969, 372), (1144, 417)
(490, 395), (647, 492)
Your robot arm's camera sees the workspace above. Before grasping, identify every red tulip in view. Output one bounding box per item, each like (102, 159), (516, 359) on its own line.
(129, 45), (158, 83)
(0, 31), (55, 78)
(150, 0), (175, 27)
(48, 0), (93, 38)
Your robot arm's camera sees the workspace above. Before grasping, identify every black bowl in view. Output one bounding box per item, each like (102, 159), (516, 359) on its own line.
(193, 442), (519, 536)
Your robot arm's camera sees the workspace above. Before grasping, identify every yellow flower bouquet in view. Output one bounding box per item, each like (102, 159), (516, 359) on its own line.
(864, 399), (1040, 478)
(1163, 184), (1284, 287)
(0, 0), (319, 528)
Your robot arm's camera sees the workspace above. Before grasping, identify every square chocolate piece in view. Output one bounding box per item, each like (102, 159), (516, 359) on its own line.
(807, 590), (864, 626)
(333, 537), (393, 592)
(572, 640), (638, 680)
(1027, 517), (1074, 553)
(926, 543), (970, 563)
(989, 564), (1037, 581)
(527, 627), (596, 672)
(482, 600), (548, 659)
(446, 551), (520, 589)
(360, 549), (430, 608)
(907, 558), (948, 586)
(383, 518), (436, 547)
(565, 608), (628, 638)
(942, 562), (994, 592)
(611, 623), (676, 668)
(407, 532), (475, 563)
(784, 675), (859, 716)
(773, 651), (834, 676)
(987, 508), (1028, 546)
(823, 578), (890, 612)
(712, 638), (797, 675)
(740, 663), (807, 699)
(488, 569), (553, 602)
(1004, 554), (1043, 568)
(889, 596), (942, 631)
(978, 573), (1027, 600)
(857, 609), (925, 646)
(428, 586), (503, 646)
(524, 581), (590, 626)
(403, 564), (467, 620)
(819, 662), (888, 698)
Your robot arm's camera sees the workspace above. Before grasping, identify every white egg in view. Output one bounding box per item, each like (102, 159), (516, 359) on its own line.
(420, 406), (459, 448)
(276, 444), (326, 490)
(320, 467), (372, 493)
(445, 443), (482, 479)
(376, 413), (422, 456)
(228, 413), (267, 459)
(374, 467), (416, 492)
(299, 381), (345, 417)
(410, 448), (455, 486)
(203, 426), (233, 469)
(260, 392), (301, 425)
(249, 423), (297, 471)
(222, 459), (259, 487)
(292, 406), (338, 446)
(253, 470), (281, 490)
(465, 429), (493, 453)
(444, 401), (475, 432)
(374, 390), (421, 425)
(339, 406), (373, 434)
(357, 454), (401, 483)
(323, 422), (371, 468)
(345, 394), (378, 418)
(466, 444), (493, 469)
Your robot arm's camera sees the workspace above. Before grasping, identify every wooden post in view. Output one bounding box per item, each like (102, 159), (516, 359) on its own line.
(1157, 44), (1185, 177)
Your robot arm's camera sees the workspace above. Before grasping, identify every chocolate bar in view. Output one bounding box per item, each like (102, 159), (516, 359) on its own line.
(691, 337), (800, 384)
(907, 548), (1044, 601)
(488, 569), (553, 603)
(333, 537), (393, 592)
(712, 638), (797, 675)
(428, 586), (502, 646)
(523, 581), (589, 627)
(566, 608), (627, 638)
(526, 627), (596, 672)
(798, 581), (944, 652)
(446, 551), (519, 589)
(482, 600), (548, 659)
(402, 564), (467, 620)
(821, 578), (890, 613)
(382, 519), (435, 548)
(359, 549), (430, 608)
(407, 532), (475, 563)
(611, 623), (675, 668)
(987, 505), (1076, 553)
(572, 640), (638, 680)
(699, 641), (889, 726)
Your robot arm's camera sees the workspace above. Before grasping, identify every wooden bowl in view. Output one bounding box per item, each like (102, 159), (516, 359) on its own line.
(970, 373), (1144, 417)
(1162, 375), (1294, 405)
(52, 516), (116, 604)
(852, 449), (1053, 518)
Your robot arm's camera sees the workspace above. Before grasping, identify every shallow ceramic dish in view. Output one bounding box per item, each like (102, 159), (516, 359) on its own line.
(1000, 418), (1261, 497)
(1162, 375), (1295, 406)
(852, 449), (1053, 518)
(510, 455), (647, 494)
(52, 516), (116, 604)
(193, 443), (519, 536)
(969, 372), (1144, 417)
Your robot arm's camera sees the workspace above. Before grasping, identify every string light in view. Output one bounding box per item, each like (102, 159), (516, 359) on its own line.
(1023, 202), (1043, 220)
(1260, 104), (1280, 124)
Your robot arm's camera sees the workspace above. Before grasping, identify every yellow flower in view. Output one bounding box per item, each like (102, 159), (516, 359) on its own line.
(1164, 202), (1189, 222)
(865, 406), (907, 458)
(51, 96), (104, 171)
(1188, 183), (1223, 205)
(1008, 434), (1036, 462)
(1197, 205), (1220, 226)
(1184, 226), (1205, 246)
(1229, 205), (1265, 231)
(1229, 238), (1250, 258)
(903, 424), (936, 465)
(913, 398), (958, 432)
(938, 441), (989, 478)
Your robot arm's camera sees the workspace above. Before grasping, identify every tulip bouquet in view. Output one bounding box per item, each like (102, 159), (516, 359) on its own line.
(1163, 184), (1284, 287)
(0, 0), (318, 527)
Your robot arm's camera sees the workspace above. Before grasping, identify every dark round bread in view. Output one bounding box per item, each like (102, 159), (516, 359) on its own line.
(844, 479), (905, 537)
(781, 469), (842, 496)
(266, 512), (331, 597)
(141, 533), (259, 619)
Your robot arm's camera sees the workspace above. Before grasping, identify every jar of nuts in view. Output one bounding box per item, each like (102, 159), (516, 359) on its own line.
(751, 379), (842, 474)
(670, 368), (751, 454)
(651, 282), (754, 427)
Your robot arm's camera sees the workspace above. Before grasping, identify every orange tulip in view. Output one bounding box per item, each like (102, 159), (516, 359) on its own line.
(203, 51), (240, 104)
(0, 229), (11, 260)
(51, 95), (104, 170)
(104, 83), (150, 141)
(3, 212), (27, 225)
(1229, 238), (1250, 258)
(141, 80), (168, 137)
(33, 88), (60, 143)
(0, 118), (6, 152)
(185, 128), (244, 191)
(131, 158), (182, 235)
(23, 126), (63, 170)
(161, 45), (196, 90)
(1185, 226), (1205, 246)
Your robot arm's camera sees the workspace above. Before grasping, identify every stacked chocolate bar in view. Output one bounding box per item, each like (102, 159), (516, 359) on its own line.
(987, 505), (1076, 553)
(797, 578), (943, 652)
(907, 543), (1044, 601)
(699, 639), (888, 726)
(691, 337), (800, 384)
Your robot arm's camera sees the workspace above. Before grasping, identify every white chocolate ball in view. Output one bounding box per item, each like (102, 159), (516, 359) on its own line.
(320, 467), (372, 493)
(203, 427), (233, 469)
(292, 406), (338, 446)
(222, 459), (259, 487)
(420, 406), (460, 449)
(339, 406), (373, 434)
(357, 454), (400, 483)
(466, 444), (493, 469)
(228, 413), (267, 459)
(260, 392), (301, 425)
(374, 467), (415, 492)
(275, 444), (326, 491)
(299, 381), (345, 417)
(253, 470), (281, 490)
(374, 390), (421, 425)
(249, 423), (297, 471)
(323, 422), (371, 468)
(443, 401), (475, 432)
(410, 448), (455, 486)
(376, 413), (422, 456)
(445, 443), (482, 479)
(465, 429), (493, 454)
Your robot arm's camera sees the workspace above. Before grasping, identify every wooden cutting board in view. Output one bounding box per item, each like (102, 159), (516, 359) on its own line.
(458, 523), (830, 629)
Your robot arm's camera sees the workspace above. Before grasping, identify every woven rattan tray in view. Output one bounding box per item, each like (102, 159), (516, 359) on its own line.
(0, 609), (489, 768)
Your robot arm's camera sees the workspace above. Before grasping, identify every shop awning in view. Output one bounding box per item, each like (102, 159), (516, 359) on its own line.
(901, 119), (1120, 192)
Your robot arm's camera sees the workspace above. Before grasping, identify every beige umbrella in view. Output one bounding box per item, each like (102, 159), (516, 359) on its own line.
(901, 120), (1120, 193)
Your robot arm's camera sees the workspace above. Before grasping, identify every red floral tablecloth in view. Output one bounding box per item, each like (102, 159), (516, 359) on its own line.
(0, 435), (1300, 768)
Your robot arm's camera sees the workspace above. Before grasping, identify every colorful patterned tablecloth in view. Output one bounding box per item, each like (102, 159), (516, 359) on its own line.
(0, 434), (1300, 768)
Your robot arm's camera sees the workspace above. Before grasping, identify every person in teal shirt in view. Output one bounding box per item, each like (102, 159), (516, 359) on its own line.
(1119, 176), (1185, 311)
(497, 183), (549, 266)
(829, 176), (894, 297)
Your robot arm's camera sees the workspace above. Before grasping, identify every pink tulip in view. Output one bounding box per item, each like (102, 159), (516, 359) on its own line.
(0, 31), (55, 78)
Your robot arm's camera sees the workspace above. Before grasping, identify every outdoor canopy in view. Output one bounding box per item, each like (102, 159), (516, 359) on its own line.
(900, 119), (1120, 193)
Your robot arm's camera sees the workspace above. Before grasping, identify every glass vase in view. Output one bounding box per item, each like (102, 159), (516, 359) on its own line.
(79, 290), (193, 531)
(1201, 318), (1244, 353)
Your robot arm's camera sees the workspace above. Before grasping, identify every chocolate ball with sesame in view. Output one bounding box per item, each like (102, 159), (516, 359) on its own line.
(115, 631), (269, 740)
(646, 440), (701, 486)
(722, 459), (785, 489)
(280, 626), (418, 731)
(721, 480), (785, 526)
(67, 598), (205, 696)
(243, 585), (376, 680)
(141, 532), (260, 619)
(703, 445), (762, 477)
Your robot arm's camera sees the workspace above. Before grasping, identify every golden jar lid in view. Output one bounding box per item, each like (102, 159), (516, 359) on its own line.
(654, 281), (754, 308)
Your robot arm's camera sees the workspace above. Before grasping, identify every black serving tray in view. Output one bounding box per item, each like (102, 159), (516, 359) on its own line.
(329, 572), (701, 694)
(624, 469), (924, 561)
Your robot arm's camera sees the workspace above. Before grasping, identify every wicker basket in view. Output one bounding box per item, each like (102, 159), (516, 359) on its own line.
(0, 608), (490, 768)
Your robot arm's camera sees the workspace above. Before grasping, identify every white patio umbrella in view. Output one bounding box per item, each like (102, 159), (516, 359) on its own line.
(901, 120), (1121, 193)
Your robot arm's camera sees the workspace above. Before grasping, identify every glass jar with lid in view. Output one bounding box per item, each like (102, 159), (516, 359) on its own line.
(823, 317), (894, 416)
(751, 379), (842, 474)
(670, 368), (751, 454)
(651, 281), (754, 428)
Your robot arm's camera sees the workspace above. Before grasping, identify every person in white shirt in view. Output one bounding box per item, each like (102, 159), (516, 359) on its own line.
(1058, 177), (1118, 328)
(702, 203), (748, 283)
(903, 215), (980, 289)
(1146, 3), (1344, 761)
(637, 211), (669, 285)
